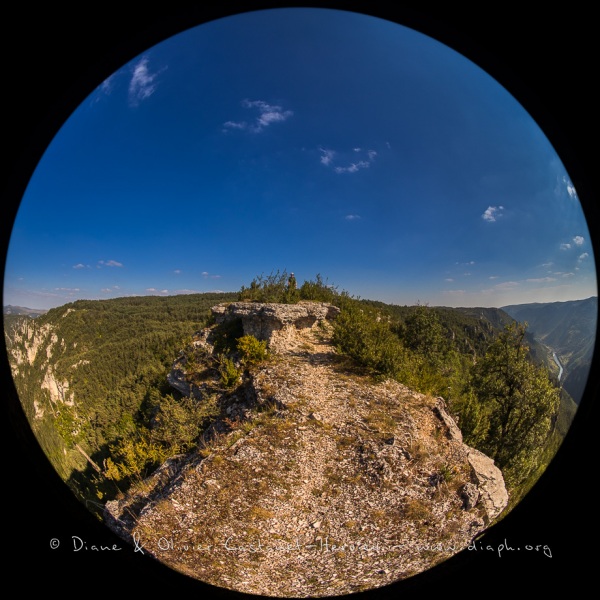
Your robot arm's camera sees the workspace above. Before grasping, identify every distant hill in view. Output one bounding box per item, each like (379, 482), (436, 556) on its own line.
(501, 297), (597, 403)
(3, 305), (48, 318)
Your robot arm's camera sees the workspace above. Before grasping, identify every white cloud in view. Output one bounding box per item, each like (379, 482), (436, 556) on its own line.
(443, 290), (466, 296)
(526, 277), (557, 283)
(481, 205), (504, 222)
(553, 271), (575, 278)
(573, 235), (585, 246)
(72, 263), (87, 269)
(541, 262), (553, 268)
(201, 271), (209, 277)
(223, 120), (247, 130)
(563, 176), (577, 199)
(321, 147), (377, 174)
(98, 260), (123, 267)
(100, 77), (113, 94)
(495, 281), (519, 290)
(224, 99), (293, 133)
(445, 278), (454, 282)
(489, 276), (499, 280)
(320, 148), (335, 166)
(129, 57), (160, 107)
(578, 252), (589, 262)
(55, 287), (80, 292)
(101, 288), (112, 293)
(335, 161), (370, 174)
(174, 269), (182, 274)
(146, 288), (169, 294)
(560, 243), (571, 250)
(345, 214), (361, 221)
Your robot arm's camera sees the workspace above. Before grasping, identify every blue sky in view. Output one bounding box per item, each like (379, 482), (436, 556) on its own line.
(3, 8), (596, 310)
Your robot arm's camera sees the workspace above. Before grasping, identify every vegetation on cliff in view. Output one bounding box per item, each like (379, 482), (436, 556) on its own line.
(5, 272), (571, 515)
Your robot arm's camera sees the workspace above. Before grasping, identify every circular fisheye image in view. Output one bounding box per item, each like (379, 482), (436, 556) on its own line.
(3, 6), (597, 598)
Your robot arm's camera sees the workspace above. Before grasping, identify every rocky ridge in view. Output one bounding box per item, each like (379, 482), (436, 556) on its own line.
(105, 302), (508, 597)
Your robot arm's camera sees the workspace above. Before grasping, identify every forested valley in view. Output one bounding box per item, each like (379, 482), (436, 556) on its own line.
(4, 274), (580, 518)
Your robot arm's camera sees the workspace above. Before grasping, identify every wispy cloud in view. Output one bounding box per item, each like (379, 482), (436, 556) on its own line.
(174, 269), (182, 274)
(563, 176), (577, 200)
(345, 214), (361, 221)
(578, 252), (589, 262)
(494, 281), (519, 290)
(526, 277), (557, 283)
(201, 271), (222, 279)
(481, 205), (504, 222)
(223, 99), (293, 133)
(320, 148), (335, 166)
(98, 260), (123, 267)
(128, 57), (162, 107)
(335, 161), (370, 174)
(320, 146), (377, 174)
(146, 288), (169, 294)
(55, 287), (80, 292)
(573, 235), (585, 246)
(552, 271), (575, 278)
(72, 263), (88, 270)
(444, 278), (454, 282)
(488, 276), (499, 280)
(560, 243), (571, 250)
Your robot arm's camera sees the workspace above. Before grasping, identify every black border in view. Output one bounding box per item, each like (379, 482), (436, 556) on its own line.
(3, 3), (598, 597)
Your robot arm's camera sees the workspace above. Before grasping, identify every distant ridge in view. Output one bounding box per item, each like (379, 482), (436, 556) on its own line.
(3, 305), (48, 318)
(501, 297), (597, 404)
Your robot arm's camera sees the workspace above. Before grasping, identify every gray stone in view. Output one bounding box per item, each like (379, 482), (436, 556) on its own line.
(459, 482), (480, 509)
(433, 397), (463, 443)
(212, 301), (340, 344)
(466, 447), (509, 522)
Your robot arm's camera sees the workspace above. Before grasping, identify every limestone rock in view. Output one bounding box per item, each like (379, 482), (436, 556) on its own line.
(212, 301), (340, 349)
(433, 396), (463, 443)
(107, 302), (509, 598)
(467, 447), (509, 522)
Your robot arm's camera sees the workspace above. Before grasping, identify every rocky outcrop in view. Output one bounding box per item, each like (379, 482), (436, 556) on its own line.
(4, 318), (74, 415)
(212, 301), (340, 351)
(466, 447), (509, 521)
(106, 302), (508, 598)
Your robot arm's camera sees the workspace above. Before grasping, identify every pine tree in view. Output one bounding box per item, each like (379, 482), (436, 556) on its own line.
(470, 322), (560, 488)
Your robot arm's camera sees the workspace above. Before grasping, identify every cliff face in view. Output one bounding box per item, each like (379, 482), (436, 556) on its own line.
(106, 302), (508, 598)
(5, 317), (74, 417)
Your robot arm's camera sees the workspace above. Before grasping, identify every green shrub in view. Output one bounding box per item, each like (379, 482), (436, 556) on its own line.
(218, 355), (241, 388)
(332, 301), (406, 378)
(237, 335), (269, 367)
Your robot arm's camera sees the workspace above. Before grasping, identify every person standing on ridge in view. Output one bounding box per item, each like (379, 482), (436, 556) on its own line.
(288, 272), (297, 290)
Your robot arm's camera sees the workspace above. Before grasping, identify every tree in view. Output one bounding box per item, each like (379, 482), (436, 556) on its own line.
(399, 304), (448, 361)
(470, 322), (560, 488)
